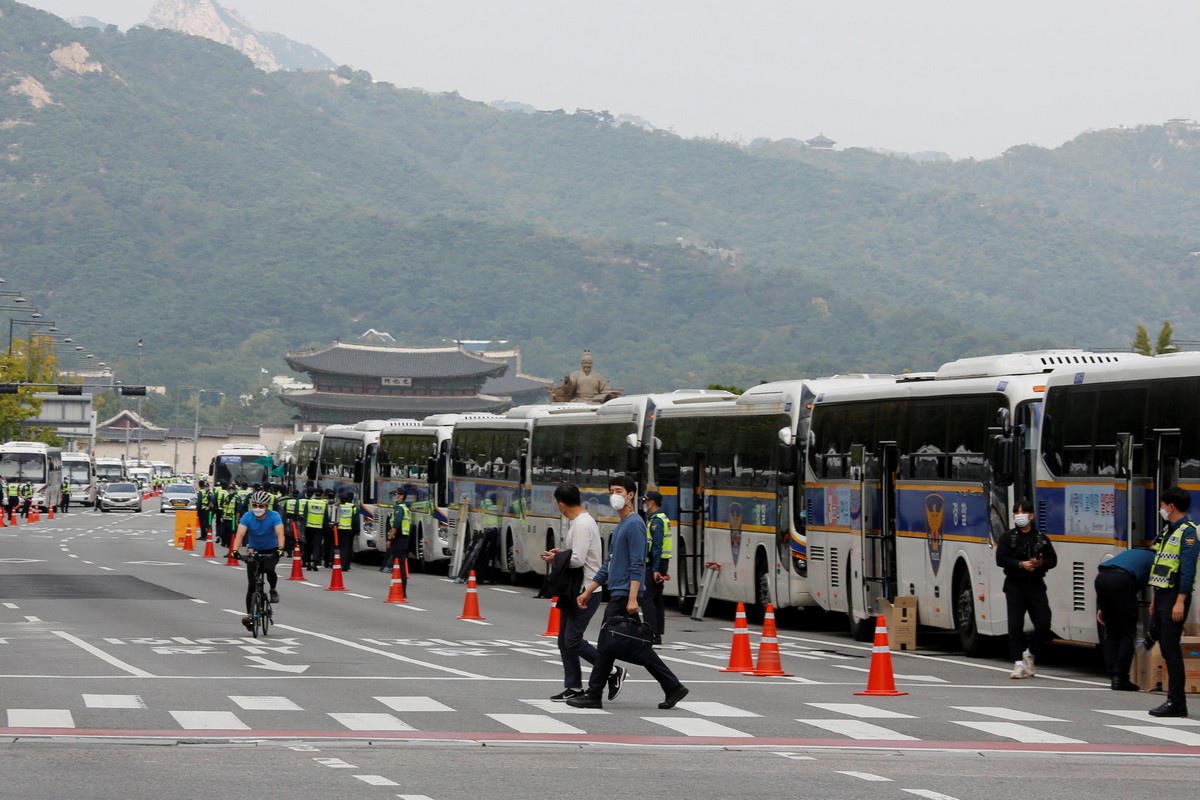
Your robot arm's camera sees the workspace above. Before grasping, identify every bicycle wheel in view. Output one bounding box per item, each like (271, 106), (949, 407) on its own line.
(259, 596), (271, 637)
(249, 591), (262, 639)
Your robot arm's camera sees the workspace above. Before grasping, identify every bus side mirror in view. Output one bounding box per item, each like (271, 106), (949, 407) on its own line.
(1116, 432), (1134, 480)
(989, 434), (1014, 487)
(352, 458), (364, 484)
(625, 445), (641, 477)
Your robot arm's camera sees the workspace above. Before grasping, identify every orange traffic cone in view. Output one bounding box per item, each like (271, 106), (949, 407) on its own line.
(385, 559), (407, 603)
(48, 506), (55, 520)
(540, 597), (561, 637)
(855, 615), (908, 697)
(8, 510), (15, 526)
(721, 602), (756, 672)
(225, 548), (239, 566)
(747, 603), (792, 677)
(288, 548), (304, 581)
(203, 535), (216, 559)
(0, 510), (6, 527)
(29, 506), (38, 523)
(327, 549), (346, 591)
(182, 527), (194, 552)
(458, 570), (485, 620)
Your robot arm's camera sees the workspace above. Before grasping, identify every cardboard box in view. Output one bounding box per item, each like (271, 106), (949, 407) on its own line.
(1131, 643), (1161, 691)
(1144, 638), (1200, 693)
(876, 596), (917, 651)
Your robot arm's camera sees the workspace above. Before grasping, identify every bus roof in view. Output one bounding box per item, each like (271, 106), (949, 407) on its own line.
(934, 350), (1139, 380)
(1043, 351), (1193, 388)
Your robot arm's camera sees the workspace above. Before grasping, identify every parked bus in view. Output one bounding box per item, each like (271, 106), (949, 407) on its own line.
(803, 351), (1135, 654)
(210, 443), (275, 486)
(313, 421), (390, 556)
(286, 431), (322, 495)
(61, 451), (96, 506)
(1035, 350), (1198, 642)
(94, 456), (125, 484)
(0, 441), (62, 511)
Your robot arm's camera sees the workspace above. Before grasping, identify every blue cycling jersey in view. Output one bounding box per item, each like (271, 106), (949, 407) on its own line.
(239, 509), (283, 551)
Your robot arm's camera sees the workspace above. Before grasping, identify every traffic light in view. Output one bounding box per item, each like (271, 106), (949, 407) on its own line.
(56, 385), (83, 395)
(120, 386), (147, 396)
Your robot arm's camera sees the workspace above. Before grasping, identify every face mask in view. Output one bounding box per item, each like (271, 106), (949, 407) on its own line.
(253, 508), (267, 518)
(609, 493), (627, 511)
(1013, 513), (1030, 528)
(1161, 507), (1171, 522)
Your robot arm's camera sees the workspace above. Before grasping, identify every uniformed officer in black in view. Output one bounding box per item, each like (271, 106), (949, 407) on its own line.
(996, 498), (1057, 679)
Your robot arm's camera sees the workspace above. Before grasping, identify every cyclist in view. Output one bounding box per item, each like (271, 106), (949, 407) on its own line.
(230, 489), (285, 633)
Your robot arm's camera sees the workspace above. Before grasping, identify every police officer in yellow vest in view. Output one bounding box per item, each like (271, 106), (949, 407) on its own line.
(642, 491), (672, 645)
(303, 490), (330, 572)
(333, 491), (359, 571)
(1148, 486), (1200, 717)
(382, 488), (412, 595)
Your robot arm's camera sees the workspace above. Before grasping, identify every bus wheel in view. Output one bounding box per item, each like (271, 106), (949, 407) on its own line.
(747, 553), (771, 624)
(954, 568), (982, 656)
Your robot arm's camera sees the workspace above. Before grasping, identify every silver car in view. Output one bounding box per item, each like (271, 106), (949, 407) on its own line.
(98, 481), (143, 513)
(160, 483), (197, 513)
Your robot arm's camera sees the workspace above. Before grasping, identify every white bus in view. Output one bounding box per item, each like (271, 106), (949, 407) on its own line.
(314, 421), (389, 556)
(285, 431), (322, 495)
(0, 441), (62, 511)
(803, 351), (1135, 654)
(210, 443), (275, 486)
(1035, 351), (1199, 642)
(61, 451), (96, 506)
(94, 456), (125, 485)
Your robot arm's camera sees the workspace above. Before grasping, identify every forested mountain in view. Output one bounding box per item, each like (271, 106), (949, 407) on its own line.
(1, 0), (1195, 415)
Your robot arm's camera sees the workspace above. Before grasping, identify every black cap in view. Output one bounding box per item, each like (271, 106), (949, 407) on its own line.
(643, 490), (663, 505)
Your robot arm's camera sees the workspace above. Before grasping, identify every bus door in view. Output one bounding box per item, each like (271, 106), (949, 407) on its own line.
(1151, 428), (1181, 542)
(856, 442), (899, 627)
(658, 449), (706, 603)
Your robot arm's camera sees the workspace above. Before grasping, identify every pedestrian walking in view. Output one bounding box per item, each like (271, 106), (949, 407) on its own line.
(996, 498), (1057, 679)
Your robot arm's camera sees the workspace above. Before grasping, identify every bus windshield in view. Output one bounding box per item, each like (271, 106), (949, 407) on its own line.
(0, 454), (47, 482)
(95, 464), (124, 482)
(64, 463), (92, 484)
(214, 455), (274, 486)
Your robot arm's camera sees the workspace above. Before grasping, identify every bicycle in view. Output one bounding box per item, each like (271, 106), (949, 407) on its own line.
(234, 550), (278, 638)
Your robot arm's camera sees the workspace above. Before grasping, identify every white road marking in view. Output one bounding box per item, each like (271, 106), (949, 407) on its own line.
(83, 694), (146, 709)
(832, 664), (946, 682)
(7, 709), (74, 728)
(774, 752), (816, 760)
(397, 795), (436, 800)
(837, 771), (893, 782)
(1, 603), (17, 609)
(643, 717), (753, 737)
(488, 714), (587, 734)
(99, 566), (115, 571)
(458, 618), (492, 626)
(313, 758), (357, 768)
(230, 696), (303, 711)
(950, 720), (1085, 744)
(488, 588), (520, 594)
(1108, 725), (1200, 745)
(354, 775), (399, 786)
(675, 701), (761, 718)
(191, 598), (207, 604)
(169, 710), (250, 730)
(53, 631), (155, 678)
(950, 706), (1065, 722)
(375, 696), (454, 713)
(902, 790), (962, 800)
(23, 616), (41, 622)
(271, 622), (488, 679)
(388, 603), (427, 612)
(1097, 709), (1200, 726)
(347, 593), (371, 599)
(518, 699), (608, 715)
(329, 713), (415, 731)
(794, 719), (920, 740)
(806, 703), (916, 719)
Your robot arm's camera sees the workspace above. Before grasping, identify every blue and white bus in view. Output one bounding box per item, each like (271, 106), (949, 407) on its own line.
(0, 441), (62, 511)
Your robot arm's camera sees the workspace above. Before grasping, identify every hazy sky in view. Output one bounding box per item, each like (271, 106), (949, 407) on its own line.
(23, 0), (1200, 159)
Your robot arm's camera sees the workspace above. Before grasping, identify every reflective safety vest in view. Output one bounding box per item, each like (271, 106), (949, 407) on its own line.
(648, 511), (673, 562)
(6, 483), (15, 499)
(1151, 520), (1198, 589)
(305, 498), (328, 528)
(62, 481), (70, 494)
(21, 484), (33, 498)
(284, 497), (297, 517)
(391, 504), (411, 537)
(337, 503), (354, 530)
(222, 489), (237, 516)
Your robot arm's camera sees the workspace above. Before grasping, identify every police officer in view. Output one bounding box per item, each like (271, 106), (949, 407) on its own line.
(996, 498), (1057, 679)
(642, 491), (672, 645)
(1148, 487), (1199, 717)
(382, 488), (412, 596)
(302, 489), (329, 571)
(333, 490), (358, 571)
(59, 479), (70, 513)
(20, 481), (33, 519)
(1096, 546), (1155, 691)
(195, 481), (212, 541)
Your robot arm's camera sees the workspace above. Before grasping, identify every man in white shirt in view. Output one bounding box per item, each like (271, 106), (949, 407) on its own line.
(541, 483), (607, 702)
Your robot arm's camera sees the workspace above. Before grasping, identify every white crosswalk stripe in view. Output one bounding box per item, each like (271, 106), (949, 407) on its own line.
(951, 706), (1065, 722)
(644, 717), (753, 737)
(7, 709), (74, 728)
(169, 710), (249, 730)
(518, 699), (608, 715)
(950, 720), (1084, 744)
(1107, 725), (1200, 745)
(83, 694), (146, 709)
(229, 696), (303, 711)
(375, 696), (454, 713)
(806, 702), (915, 719)
(675, 701), (761, 717)
(328, 712), (415, 731)
(1096, 709), (1200, 726)
(488, 714), (587, 734)
(794, 719), (919, 740)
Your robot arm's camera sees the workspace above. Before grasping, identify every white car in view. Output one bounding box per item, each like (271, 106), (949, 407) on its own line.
(160, 484), (198, 513)
(98, 482), (143, 513)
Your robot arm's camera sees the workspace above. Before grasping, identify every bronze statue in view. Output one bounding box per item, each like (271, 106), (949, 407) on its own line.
(551, 350), (622, 403)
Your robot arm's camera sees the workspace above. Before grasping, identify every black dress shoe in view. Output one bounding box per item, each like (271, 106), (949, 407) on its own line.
(566, 692), (602, 709)
(1149, 701), (1188, 718)
(659, 684), (689, 709)
(1111, 678), (1141, 691)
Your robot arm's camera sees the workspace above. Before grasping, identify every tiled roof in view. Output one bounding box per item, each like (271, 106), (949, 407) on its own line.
(286, 343), (508, 379)
(279, 391), (512, 414)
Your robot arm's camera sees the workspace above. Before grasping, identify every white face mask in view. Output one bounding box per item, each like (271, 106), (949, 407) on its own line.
(609, 492), (627, 511)
(1013, 513), (1030, 528)
(253, 508), (267, 518)
(1161, 507), (1172, 522)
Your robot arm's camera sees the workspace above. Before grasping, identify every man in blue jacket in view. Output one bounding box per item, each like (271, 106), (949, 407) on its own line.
(568, 475), (688, 710)
(1096, 546), (1155, 691)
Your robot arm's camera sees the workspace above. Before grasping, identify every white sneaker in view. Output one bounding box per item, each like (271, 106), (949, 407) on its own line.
(1022, 649), (1036, 677)
(1010, 661), (1029, 679)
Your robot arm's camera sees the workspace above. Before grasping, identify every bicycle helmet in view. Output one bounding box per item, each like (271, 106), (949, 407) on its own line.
(250, 490), (272, 507)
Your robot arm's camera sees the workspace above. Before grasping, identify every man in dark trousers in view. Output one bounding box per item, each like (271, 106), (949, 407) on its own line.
(642, 491), (671, 645)
(1096, 546), (1155, 690)
(1147, 486), (1199, 717)
(568, 475), (689, 710)
(381, 488), (411, 595)
(996, 498), (1058, 679)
